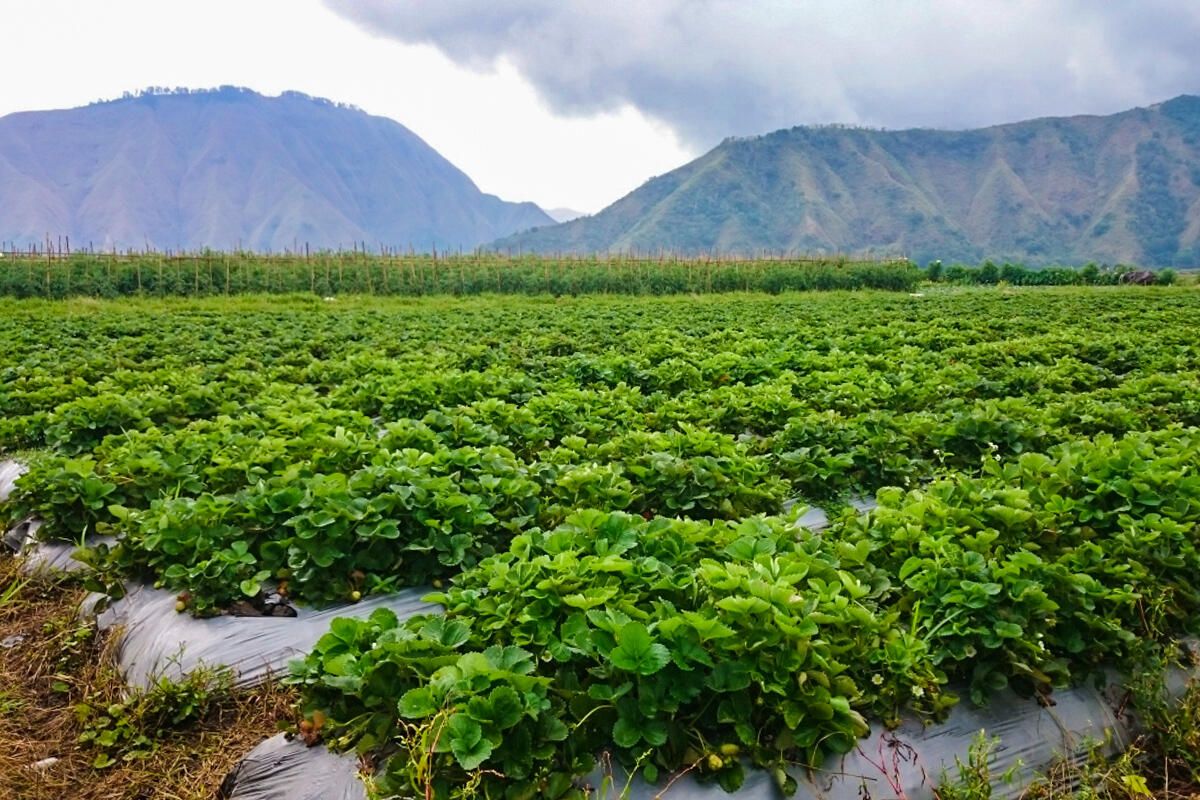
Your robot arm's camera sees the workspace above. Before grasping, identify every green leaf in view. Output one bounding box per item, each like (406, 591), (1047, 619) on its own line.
(483, 645), (535, 674)
(607, 622), (671, 676)
(707, 660), (752, 692)
(724, 535), (776, 560)
(267, 486), (304, 513)
(420, 618), (472, 648)
(328, 617), (362, 644)
(239, 575), (264, 597)
(398, 687), (437, 719)
(715, 595), (772, 615)
(792, 617), (819, 637)
(540, 714), (569, 742)
(612, 716), (642, 747)
(718, 760), (746, 792)
(643, 719), (669, 746)
(322, 652), (357, 676)
(467, 686), (524, 729)
(781, 700), (803, 730)
(588, 681), (633, 701)
(448, 714), (493, 770)
(994, 621), (1023, 639)
(563, 586), (619, 609)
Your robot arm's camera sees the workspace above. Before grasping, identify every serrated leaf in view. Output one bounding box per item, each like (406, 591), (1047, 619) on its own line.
(483, 645), (534, 674)
(612, 716), (642, 747)
(397, 687), (437, 719)
(447, 714), (493, 770)
(715, 595), (771, 615)
(724, 535), (776, 560)
(707, 660), (752, 692)
(468, 686), (523, 729)
(643, 719), (669, 746)
(607, 621), (671, 676)
(420, 617), (471, 648)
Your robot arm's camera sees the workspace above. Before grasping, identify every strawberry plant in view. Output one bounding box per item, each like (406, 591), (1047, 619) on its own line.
(4, 285), (1200, 794)
(288, 511), (946, 796)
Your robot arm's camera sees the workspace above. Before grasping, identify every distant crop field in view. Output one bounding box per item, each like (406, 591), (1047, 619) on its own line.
(0, 251), (923, 296)
(0, 251), (1176, 300)
(3, 287), (1199, 795)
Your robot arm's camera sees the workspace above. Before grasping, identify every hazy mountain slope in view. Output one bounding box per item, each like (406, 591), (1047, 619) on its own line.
(0, 88), (552, 252)
(545, 207), (586, 222)
(497, 96), (1200, 266)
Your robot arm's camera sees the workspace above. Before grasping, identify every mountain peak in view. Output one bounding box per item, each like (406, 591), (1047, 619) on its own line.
(0, 89), (552, 252)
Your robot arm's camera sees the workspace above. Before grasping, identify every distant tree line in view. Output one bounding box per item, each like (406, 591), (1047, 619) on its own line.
(924, 259), (1177, 286)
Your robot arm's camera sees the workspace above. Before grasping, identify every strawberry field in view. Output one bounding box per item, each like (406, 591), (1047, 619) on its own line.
(4, 287), (1200, 798)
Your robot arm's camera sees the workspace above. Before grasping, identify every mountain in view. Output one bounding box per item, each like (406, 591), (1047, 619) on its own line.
(0, 87), (552, 252)
(496, 96), (1200, 267)
(545, 207), (587, 223)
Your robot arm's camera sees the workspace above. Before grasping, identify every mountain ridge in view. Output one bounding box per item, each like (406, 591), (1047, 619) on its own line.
(0, 87), (552, 252)
(495, 95), (1200, 266)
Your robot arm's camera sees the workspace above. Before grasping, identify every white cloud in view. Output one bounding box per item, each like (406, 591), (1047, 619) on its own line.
(326, 0), (1200, 146)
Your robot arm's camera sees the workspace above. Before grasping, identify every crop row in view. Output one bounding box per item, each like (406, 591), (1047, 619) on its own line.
(0, 253), (921, 297)
(3, 290), (1198, 609)
(1, 288), (1199, 794)
(288, 428), (1200, 796)
(7, 364), (1200, 614)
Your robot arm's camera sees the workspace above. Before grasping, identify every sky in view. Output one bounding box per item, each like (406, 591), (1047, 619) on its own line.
(0, 0), (691, 214)
(2, 1), (1199, 213)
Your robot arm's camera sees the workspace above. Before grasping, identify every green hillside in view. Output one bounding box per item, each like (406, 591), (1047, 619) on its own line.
(497, 96), (1200, 266)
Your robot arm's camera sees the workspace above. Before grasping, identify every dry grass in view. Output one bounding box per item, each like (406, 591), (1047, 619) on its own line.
(0, 555), (296, 800)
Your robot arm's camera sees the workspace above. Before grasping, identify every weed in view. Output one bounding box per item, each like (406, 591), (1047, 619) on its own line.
(934, 669), (1200, 800)
(75, 667), (233, 768)
(935, 732), (1011, 800)
(0, 554), (294, 799)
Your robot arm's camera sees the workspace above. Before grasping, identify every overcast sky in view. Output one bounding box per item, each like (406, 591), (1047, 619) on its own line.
(2, 1), (1199, 213)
